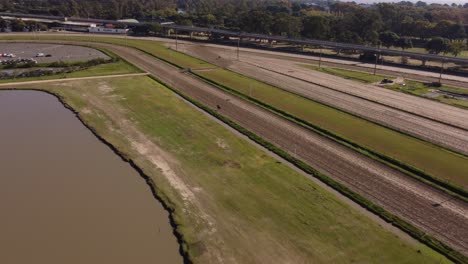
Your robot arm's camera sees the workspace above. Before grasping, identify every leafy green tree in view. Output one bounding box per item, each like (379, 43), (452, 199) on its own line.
(447, 23), (466, 40)
(0, 18), (8, 31)
(379, 31), (400, 48)
(415, 1), (427, 7)
(433, 20), (453, 38)
(397, 37), (413, 50)
(10, 19), (26, 32)
(448, 42), (466, 57)
(302, 14), (331, 40)
(412, 20), (433, 40)
(240, 10), (273, 34)
(271, 13), (302, 38)
(344, 8), (383, 44)
(425, 37), (450, 54)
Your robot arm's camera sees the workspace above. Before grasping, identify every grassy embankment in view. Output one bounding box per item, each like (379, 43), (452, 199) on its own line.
(300, 64), (468, 109)
(2, 35), (465, 191)
(0, 75), (452, 264)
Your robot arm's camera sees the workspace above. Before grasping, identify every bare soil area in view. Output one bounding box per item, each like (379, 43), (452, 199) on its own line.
(0, 43), (108, 63)
(90, 43), (468, 256)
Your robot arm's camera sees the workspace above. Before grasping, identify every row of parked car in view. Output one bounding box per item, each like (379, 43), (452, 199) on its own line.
(35, 53), (52, 57)
(0, 52), (53, 65)
(0, 53), (16, 58)
(0, 58), (38, 65)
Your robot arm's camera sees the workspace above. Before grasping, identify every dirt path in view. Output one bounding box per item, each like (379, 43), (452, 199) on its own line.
(82, 43), (468, 256)
(0, 73), (149, 87)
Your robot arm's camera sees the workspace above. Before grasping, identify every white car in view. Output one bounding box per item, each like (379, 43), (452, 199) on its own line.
(5, 53), (15, 58)
(36, 53), (45, 57)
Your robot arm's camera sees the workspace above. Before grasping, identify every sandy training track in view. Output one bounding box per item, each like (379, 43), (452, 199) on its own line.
(175, 44), (468, 156)
(78, 42), (468, 255)
(168, 41), (468, 88)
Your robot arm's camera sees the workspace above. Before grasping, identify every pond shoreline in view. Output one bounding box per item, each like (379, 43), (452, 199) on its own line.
(0, 88), (189, 264)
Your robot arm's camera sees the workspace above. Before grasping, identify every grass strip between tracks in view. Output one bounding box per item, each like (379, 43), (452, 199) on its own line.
(3, 35), (465, 194)
(300, 64), (392, 83)
(149, 75), (467, 264)
(299, 64), (468, 109)
(192, 69), (468, 200)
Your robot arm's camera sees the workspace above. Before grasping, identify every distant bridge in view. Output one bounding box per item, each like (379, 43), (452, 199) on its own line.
(165, 25), (468, 65)
(1, 12), (466, 65)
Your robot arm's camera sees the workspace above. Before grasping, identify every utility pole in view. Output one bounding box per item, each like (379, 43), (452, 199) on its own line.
(373, 52), (379, 75)
(438, 59), (445, 84)
(175, 29), (178, 51)
(237, 35), (241, 60)
(318, 46), (322, 68)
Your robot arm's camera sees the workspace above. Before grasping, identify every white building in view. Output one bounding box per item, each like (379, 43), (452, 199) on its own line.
(88, 27), (128, 34)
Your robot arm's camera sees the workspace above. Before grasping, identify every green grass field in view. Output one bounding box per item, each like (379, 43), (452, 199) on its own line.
(391, 47), (468, 58)
(2, 76), (451, 264)
(388, 81), (468, 109)
(0, 60), (141, 84)
(299, 64), (468, 109)
(198, 68), (468, 188)
(299, 64), (391, 83)
(299, 64), (468, 108)
(2, 35), (465, 188)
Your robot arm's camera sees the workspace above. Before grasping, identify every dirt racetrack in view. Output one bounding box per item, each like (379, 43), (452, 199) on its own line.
(175, 44), (468, 155)
(80, 42), (468, 256)
(166, 41), (468, 89)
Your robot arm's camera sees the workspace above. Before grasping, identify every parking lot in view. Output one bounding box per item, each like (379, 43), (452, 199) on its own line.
(0, 43), (109, 63)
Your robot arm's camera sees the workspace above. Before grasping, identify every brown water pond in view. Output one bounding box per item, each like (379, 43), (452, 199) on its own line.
(0, 90), (182, 263)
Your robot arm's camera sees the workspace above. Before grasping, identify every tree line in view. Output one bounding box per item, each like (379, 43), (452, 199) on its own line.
(0, 0), (467, 55)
